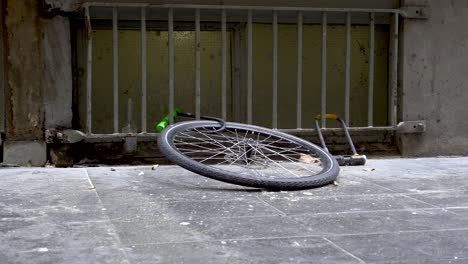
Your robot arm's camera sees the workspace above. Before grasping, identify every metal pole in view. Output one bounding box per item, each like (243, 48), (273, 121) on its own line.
(195, 9), (201, 120)
(344, 12), (351, 125)
(368, 12), (375, 127)
(113, 7), (119, 133)
(296, 11), (303, 129)
(141, 7), (147, 132)
(321, 12), (327, 128)
(85, 6), (93, 134)
(221, 10), (227, 120)
(247, 10), (253, 124)
(168, 8), (175, 124)
(389, 13), (399, 127)
(272, 11), (278, 129)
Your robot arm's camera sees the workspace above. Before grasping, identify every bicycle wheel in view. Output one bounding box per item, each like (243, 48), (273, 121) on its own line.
(158, 121), (339, 190)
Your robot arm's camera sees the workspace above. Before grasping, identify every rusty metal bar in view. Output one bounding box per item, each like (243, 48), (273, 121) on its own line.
(321, 12), (327, 128)
(85, 6), (93, 134)
(141, 7), (147, 132)
(168, 8), (175, 124)
(221, 10), (227, 120)
(344, 12), (351, 125)
(195, 9), (201, 120)
(368, 12), (375, 127)
(113, 7), (119, 133)
(247, 10), (253, 124)
(389, 14), (399, 127)
(272, 11), (278, 129)
(296, 11), (303, 129)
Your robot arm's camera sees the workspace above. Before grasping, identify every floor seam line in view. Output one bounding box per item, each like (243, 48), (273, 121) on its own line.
(322, 237), (366, 263)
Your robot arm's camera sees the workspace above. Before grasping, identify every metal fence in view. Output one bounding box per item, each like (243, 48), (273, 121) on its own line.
(81, 2), (402, 137)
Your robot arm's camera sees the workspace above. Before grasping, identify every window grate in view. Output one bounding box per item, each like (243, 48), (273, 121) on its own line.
(80, 3), (401, 135)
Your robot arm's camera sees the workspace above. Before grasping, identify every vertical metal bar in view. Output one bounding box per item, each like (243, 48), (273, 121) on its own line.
(272, 11), (278, 129)
(368, 12), (375, 127)
(247, 10), (253, 124)
(113, 7), (119, 133)
(344, 12), (351, 125)
(296, 11), (303, 129)
(221, 10), (227, 120)
(85, 6), (93, 134)
(321, 12), (327, 128)
(389, 13), (399, 127)
(141, 7), (147, 132)
(168, 8), (175, 124)
(195, 9), (201, 120)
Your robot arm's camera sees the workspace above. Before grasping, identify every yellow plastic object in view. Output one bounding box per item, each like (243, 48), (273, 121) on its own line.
(315, 114), (339, 120)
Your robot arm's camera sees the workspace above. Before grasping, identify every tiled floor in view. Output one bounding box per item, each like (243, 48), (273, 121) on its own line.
(1, 157), (468, 263)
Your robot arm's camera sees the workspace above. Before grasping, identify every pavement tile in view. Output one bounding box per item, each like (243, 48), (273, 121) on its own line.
(89, 167), (260, 202)
(0, 168), (92, 193)
(407, 191), (468, 208)
(157, 199), (282, 219)
(113, 214), (312, 244)
(0, 220), (120, 251)
(99, 193), (280, 220)
(346, 159), (468, 193)
(125, 237), (362, 264)
(327, 229), (468, 264)
(112, 216), (212, 245)
(292, 209), (468, 236)
(0, 246), (129, 264)
(259, 193), (434, 215)
(257, 174), (396, 200)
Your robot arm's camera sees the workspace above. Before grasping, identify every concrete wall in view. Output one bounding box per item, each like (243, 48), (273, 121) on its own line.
(399, 0), (468, 156)
(1, 0), (73, 165)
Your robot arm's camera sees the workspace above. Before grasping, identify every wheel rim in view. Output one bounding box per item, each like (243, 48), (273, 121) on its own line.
(170, 124), (327, 180)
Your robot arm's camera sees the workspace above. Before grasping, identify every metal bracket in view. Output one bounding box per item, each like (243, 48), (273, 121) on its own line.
(397, 121), (426, 134)
(45, 129), (86, 144)
(400, 6), (429, 19)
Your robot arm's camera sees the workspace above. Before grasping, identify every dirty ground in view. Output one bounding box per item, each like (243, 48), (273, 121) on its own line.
(1, 157), (468, 263)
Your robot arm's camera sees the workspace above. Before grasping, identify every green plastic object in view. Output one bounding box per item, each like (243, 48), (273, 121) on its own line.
(156, 107), (182, 132)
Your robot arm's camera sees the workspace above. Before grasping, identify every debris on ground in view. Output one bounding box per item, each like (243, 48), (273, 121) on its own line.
(299, 154), (320, 164)
(152, 165), (159, 170)
(138, 171), (144, 176)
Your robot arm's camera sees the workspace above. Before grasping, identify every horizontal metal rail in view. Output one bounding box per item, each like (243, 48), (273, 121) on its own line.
(78, 126), (397, 143)
(83, 2), (402, 14)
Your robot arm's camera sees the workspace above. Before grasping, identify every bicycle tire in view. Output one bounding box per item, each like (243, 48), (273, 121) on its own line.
(158, 121), (339, 190)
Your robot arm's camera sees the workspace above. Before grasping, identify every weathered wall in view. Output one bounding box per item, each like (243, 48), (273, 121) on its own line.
(4, 0), (45, 140)
(399, 0), (468, 156)
(43, 16), (73, 129)
(2, 0), (73, 165)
